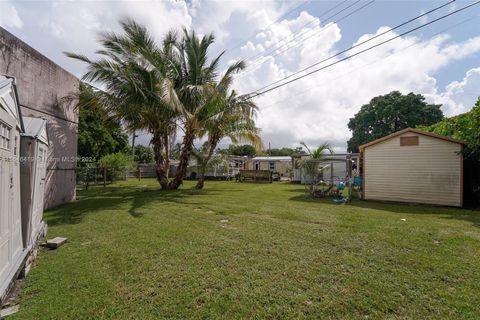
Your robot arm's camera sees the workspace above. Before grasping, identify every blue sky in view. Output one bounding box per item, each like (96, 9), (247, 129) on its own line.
(1, 0), (479, 150)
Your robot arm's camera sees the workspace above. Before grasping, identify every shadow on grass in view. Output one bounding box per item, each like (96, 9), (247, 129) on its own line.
(289, 194), (480, 227)
(46, 184), (225, 226)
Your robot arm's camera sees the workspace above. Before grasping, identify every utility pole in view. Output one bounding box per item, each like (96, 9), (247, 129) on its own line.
(268, 142), (271, 156)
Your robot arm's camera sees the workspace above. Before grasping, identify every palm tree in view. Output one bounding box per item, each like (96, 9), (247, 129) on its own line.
(194, 90), (262, 189)
(66, 19), (180, 189)
(298, 142), (334, 184)
(66, 19), (259, 190)
(167, 29), (247, 189)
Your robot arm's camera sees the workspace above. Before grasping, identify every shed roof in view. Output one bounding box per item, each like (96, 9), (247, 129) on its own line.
(359, 128), (466, 151)
(0, 75), (24, 131)
(22, 116), (48, 145)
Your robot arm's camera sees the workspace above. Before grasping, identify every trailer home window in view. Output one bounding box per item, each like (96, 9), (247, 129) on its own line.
(269, 162), (275, 170)
(0, 122), (11, 150)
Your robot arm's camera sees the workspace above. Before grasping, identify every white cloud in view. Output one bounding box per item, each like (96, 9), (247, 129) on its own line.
(234, 21), (480, 151)
(428, 68), (480, 116)
(0, 0), (23, 29)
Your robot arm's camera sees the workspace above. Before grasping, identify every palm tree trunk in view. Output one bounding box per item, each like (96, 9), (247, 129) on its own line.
(151, 131), (169, 190)
(195, 169), (206, 189)
(195, 135), (219, 189)
(169, 122), (195, 189)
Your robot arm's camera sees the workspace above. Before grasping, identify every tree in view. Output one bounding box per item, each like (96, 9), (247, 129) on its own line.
(298, 142), (334, 186)
(347, 91), (444, 152)
(67, 19), (258, 190)
(98, 152), (134, 180)
(420, 97), (480, 161)
(266, 147), (307, 156)
(67, 19), (180, 189)
(134, 145), (154, 164)
(194, 89), (262, 189)
(77, 84), (128, 162)
(218, 144), (257, 157)
(167, 29), (248, 190)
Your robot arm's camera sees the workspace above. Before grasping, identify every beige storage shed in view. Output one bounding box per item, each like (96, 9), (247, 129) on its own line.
(360, 128), (465, 207)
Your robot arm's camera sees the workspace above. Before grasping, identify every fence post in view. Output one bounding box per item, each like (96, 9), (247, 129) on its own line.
(103, 167), (107, 187)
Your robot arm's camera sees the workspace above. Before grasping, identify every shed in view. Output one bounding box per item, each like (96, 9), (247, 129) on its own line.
(0, 76), (26, 301)
(20, 117), (49, 250)
(360, 128), (465, 207)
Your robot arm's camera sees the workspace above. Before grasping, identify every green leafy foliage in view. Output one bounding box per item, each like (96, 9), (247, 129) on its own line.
(68, 19), (259, 189)
(297, 142), (334, 182)
(347, 91), (444, 152)
(134, 145), (154, 164)
(420, 97), (480, 161)
(218, 144), (257, 157)
(98, 152), (134, 180)
(265, 147), (307, 156)
(77, 84), (129, 162)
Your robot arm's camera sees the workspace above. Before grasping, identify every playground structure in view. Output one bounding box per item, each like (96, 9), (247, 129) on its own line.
(300, 154), (361, 202)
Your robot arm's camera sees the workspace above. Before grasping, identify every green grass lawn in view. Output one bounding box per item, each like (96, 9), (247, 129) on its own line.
(11, 180), (480, 319)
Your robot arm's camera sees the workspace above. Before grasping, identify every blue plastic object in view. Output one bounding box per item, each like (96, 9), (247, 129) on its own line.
(336, 182), (345, 190)
(353, 176), (362, 186)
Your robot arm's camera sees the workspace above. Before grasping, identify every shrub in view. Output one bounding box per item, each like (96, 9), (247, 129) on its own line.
(98, 153), (134, 180)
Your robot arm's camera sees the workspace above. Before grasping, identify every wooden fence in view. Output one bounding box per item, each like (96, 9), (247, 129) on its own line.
(238, 170), (272, 183)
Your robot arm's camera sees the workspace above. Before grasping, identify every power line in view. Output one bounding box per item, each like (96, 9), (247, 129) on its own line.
(256, 15), (478, 113)
(226, 0), (312, 53)
(236, 0), (375, 80)
(244, 0), (354, 64)
(248, 0), (480, 98)
(252, 0), (456, 93)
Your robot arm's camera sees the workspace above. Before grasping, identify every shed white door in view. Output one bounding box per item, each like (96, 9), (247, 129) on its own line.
(0, 107), (23, 292)
(31, 145), (47, 241)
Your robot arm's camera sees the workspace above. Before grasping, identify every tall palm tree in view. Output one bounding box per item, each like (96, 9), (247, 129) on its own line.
(66, 19), (259, 190)
(66, 19), (180, 189)
(194, 90), (262, 189)
(167, 29), (246, 189)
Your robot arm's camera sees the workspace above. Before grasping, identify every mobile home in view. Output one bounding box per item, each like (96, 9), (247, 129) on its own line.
(246, 156), (292, 177)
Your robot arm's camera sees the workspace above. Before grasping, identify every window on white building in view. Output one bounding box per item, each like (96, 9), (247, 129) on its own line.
(0, 122), (11, 150)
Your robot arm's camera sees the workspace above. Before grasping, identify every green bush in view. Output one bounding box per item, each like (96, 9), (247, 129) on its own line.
(420, 97), (480, 161)
(98, 153), (134, 180)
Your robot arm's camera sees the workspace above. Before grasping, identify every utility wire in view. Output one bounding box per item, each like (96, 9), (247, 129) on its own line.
(248, 0), (480, 98)
(257, 15), (478, 113)
(244, 0), (353, 64)
(226, 0), (312, 53)
(252, 0), (456, 92)
(254, 0), (376, 66)
(236, 0), (375, 80)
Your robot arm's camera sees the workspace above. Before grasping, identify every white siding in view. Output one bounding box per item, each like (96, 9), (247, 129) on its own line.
(0, 85), (24, 299)
(364, 133), (462, 207)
